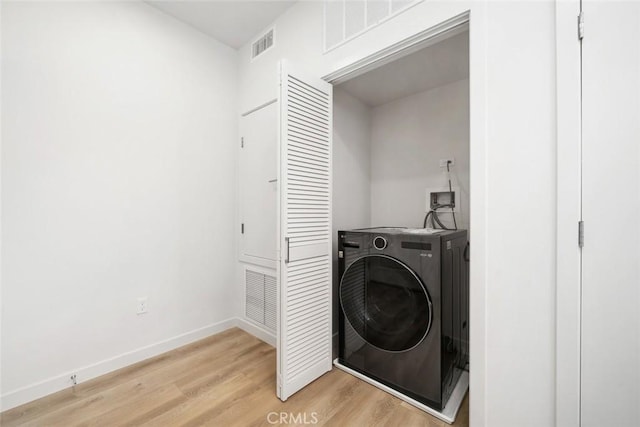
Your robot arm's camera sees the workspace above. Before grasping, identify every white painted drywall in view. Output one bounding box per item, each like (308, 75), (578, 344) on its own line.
(370, 79), (469, 230)
(483, 2), (556, 426)
(1, 1), (238, 409)
(147, 1), (296, 49)
(332, 88), (372, 337)
(336, 31), (469, 108)
(332, 88), (372, 237)
(238, 1), (557, 425)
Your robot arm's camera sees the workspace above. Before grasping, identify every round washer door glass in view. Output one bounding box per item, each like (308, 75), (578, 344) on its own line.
(340, 255), (432, 352)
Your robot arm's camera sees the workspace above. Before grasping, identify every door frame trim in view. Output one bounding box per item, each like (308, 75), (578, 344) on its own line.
(555, 1), (582, 426)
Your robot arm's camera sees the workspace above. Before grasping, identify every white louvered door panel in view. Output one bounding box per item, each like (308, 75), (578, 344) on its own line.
(277, 61), (333, 401)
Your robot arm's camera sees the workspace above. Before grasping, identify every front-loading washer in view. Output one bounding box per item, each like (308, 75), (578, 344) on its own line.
(337, 227), (468, 411)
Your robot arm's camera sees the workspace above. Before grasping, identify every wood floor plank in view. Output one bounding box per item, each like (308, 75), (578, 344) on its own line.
(73, 384), (186, 427)
(322, 377), (397, 426)
(258, 371), (367, 427)
(180, 375), (279, 427)
(0, 328), (469, 427)
(175, 342), (271, 397)
(18, 377), (165, 427)
(139, 373), (256, 426)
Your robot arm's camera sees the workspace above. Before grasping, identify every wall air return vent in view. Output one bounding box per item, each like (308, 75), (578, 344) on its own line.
(245, 269), (277, 332)
(252, 28), (274, 59)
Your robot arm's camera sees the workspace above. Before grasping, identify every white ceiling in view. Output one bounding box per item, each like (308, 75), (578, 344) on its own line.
(337, 31), (469, 107)
(147, 1), (297, 49)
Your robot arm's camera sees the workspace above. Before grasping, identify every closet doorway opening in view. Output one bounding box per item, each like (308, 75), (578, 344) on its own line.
(327, 17), (470, 424)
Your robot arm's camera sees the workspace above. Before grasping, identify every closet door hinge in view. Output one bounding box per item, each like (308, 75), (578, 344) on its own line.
(241, 223), (245, 234)
(241, 137), (244, 148)
(578, 11), (584, 40)
(578, 221), (584, 248)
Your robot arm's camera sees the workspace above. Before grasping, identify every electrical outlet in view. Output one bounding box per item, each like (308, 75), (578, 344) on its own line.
(137, 297), (148, 315)
(439, 158), (455, 168)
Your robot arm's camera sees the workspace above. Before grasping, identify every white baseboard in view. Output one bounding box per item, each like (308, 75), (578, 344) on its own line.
(1, 318), (237, 411)
(235, 317), (276, 347)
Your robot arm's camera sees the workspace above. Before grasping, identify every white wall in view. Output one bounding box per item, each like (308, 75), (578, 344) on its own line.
(1, 1), (238, 409)
(331, 87), (372, 338)
(370, 79), (469, 230)
(238, 1), (557, 426)
(483, 2), (556, 426)
(332, 88), (372, 238)
(333, 79), (469, 337)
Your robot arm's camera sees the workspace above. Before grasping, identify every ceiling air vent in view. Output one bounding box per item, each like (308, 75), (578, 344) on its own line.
(252, 28), (274, 59)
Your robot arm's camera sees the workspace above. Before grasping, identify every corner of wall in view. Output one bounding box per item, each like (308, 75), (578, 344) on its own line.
(235, 317), (276, 347)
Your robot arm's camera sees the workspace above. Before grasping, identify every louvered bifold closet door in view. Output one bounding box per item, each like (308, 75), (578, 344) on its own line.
(277, 61), (333, 401)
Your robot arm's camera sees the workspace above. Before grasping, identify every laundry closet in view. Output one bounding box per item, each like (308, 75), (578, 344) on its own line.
(237, 23), (470, 421)
(331, 28), (470, 421)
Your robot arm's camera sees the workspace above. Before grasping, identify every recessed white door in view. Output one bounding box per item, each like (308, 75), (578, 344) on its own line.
(239, 102), (278, 264)
(277, 61), (333, 400)
(581, 2), (640, 425)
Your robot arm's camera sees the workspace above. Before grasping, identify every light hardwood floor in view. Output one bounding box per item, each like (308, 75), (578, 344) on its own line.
(1, 328), (469, 426)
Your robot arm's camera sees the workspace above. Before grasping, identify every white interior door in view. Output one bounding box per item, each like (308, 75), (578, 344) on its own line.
(581, 2), (640, 425)
(277, 61), (333, 400)
(239, 102), (278, 264)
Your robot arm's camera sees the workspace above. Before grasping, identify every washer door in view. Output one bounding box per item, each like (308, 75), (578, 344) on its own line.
(340, 254), (432, 352)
